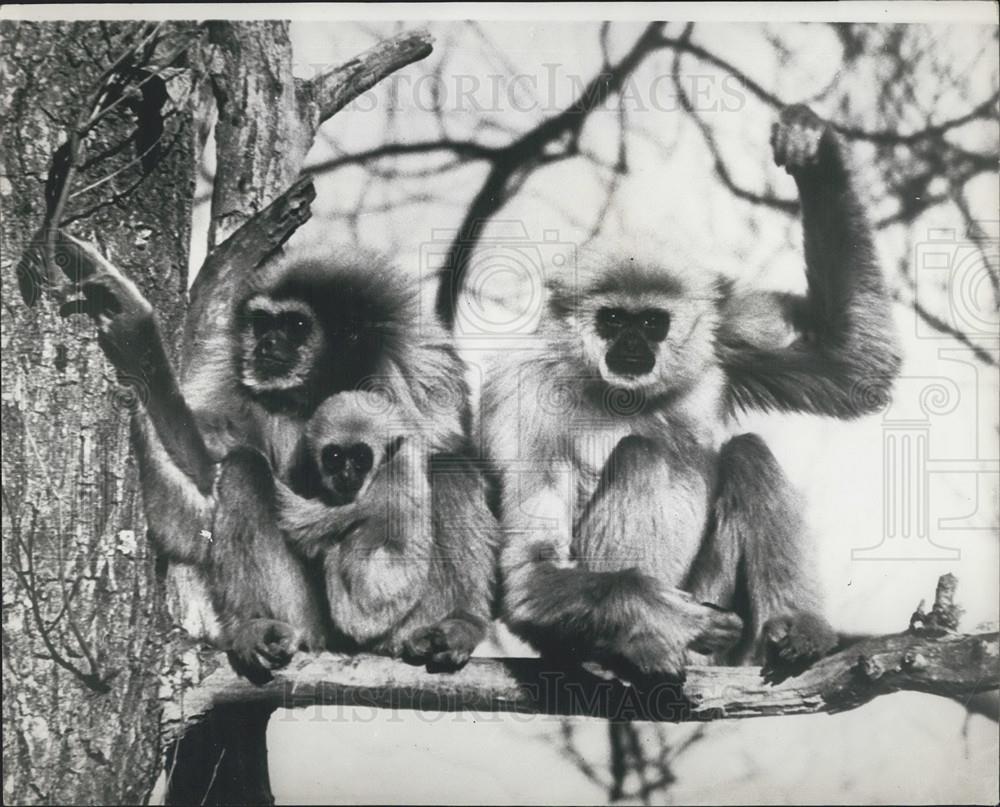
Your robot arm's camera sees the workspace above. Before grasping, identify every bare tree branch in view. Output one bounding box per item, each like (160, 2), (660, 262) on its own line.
(435, 21), (671, 329)
(670, 28), (798, 215)
(895, 259), (999, 366)
(301, 29), (434, 127)
(658, 28), (999, 145)
(909, 297), (997, 366)
(163, 576), (998, 742)
(204, 22), (434, 245)
(162, 628), (998, 742)
(306, 138), (498, 175)
(834, 91), (1000, 145)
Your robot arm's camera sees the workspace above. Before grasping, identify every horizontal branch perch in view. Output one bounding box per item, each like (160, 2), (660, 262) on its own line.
(163, 629), (998, 742)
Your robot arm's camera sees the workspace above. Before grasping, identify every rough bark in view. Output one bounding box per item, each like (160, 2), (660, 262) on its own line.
(204, 22), (431, 245)
(1, 21), (195, 805)
(2, 22), (436, 804)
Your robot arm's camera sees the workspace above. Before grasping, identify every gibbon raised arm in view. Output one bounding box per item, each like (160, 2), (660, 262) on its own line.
(718, 104), (902, 415)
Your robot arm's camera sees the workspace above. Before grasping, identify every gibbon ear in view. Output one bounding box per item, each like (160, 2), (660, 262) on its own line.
(544, 278), (575, 319)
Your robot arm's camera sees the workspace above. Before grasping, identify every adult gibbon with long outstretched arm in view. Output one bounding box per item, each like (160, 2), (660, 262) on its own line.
(483, 104), (902, 679)
(53, 236), (496, 682)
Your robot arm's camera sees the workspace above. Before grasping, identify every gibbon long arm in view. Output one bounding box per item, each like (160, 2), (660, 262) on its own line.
(718, 104), (902, 418)
(54, 233), (217, 497)
(54, 178), (319, 492)
(53, 240), (310, 675)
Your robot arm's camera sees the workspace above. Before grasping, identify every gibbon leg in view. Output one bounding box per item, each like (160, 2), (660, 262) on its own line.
(402, 611), (489, 671)
(402, 456), (498, 669)
(574, 435), (709, 584)
(503, 436), (742, 679)
(687, 433), (837, 667)
(209, 449), (327, 683)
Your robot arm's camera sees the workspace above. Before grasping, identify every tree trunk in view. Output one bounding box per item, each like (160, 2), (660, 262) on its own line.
(1, 21), (195, 805)
(2, 20), (434, 803)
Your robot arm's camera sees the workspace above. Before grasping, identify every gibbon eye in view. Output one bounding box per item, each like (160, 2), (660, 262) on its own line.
(596, 307), (628, 334)
(347, 444), (374, 473)
(321, 444), (345, 473)
(248, 310), (273, 338)
(639, 309), (670, 342)
(277, 311), (311, 343)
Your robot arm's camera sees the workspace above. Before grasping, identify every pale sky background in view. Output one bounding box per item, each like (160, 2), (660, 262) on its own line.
(170, 7), (998, 805)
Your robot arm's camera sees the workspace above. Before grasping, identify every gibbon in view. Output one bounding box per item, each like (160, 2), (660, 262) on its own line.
(276, 391), (495, 668)
(483, 104), (901, 678)
(56, 237), (495, 681)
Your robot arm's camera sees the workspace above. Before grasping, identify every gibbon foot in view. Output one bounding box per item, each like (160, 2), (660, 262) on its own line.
(689, 602), (746, 655)
(403, 615), (485, 672)
(228, 618), (305, 685)
(604, 601), (744, 681)
(759, 610), (838, 682)
(507, 565), (745, 681)
(602, 628), (690, 681)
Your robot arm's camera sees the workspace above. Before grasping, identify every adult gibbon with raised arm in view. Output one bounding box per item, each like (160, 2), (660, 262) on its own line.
(483, 104), (902, 679)
(54, 238), (496, 681)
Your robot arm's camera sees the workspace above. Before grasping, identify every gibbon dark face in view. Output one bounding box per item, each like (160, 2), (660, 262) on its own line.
(234, 258), (410, 404)
(551, 260), (719, 392)
(319, 441), (375, 501)
(595, 307), (671, 377)
(239, 297), (320, 384)
(299, 391), (405, 506)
